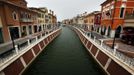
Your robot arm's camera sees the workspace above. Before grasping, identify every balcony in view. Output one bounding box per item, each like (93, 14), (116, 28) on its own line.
(124, 14), (134, 23)
(20, 18), (33, 23)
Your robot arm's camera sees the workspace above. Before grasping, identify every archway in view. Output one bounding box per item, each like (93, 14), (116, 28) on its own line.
(91, 25), (94, 31)
(97, 27), (99, 33)
(115, 26), (122, 38)
(101, 26), (105, 35)
(104, 26), (106, 35)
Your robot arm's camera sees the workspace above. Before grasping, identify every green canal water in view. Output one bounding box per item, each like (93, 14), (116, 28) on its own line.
(23, 27), (104, 75)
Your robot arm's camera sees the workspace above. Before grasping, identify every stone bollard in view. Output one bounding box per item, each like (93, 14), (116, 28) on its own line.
(35, 36), (38, 41)
(101, 40), (104, 46)
(27, 39), (30, 45)
(90, 33), (91, 38)
(94, 36), (96, 42)
(113, 44), (118, 55)
(41, 33), (43, 38)
(15, 45), (19, 55)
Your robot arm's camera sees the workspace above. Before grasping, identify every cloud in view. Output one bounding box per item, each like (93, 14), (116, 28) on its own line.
(26, 0), (105, 21)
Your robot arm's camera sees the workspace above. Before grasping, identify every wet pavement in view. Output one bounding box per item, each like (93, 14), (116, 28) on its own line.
(86, 30), (134, 58)
(23, 26), (104, 75)
(91, 32), (105, 39)
(104, 40), (134, 58)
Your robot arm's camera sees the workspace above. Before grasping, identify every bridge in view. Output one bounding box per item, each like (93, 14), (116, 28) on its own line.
(0, 25), (133, 75)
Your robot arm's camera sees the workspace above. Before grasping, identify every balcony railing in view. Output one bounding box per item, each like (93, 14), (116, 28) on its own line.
(72, 25), (134, 73)
(125, 14), (134, 19)
(20, 18), (33, 22)
(0, 25), (60, 71)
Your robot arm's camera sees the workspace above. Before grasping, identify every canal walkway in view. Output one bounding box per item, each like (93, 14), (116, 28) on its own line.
(23, 26), (104, 75)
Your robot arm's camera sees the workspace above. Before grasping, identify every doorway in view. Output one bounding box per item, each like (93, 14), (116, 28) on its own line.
(115, 26), (122, 38)
(107, 26), (111, 37)
(0, 28), (4, 44)
(9, 27), (20, 40)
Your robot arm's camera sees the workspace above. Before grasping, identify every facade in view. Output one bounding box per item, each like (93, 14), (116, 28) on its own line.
(84, 11), (100, 31)
(0, 0), (57, 45)
(52, 15), (57, 25)
(101, 0), (134, 37)
(94, 11), (101, 32)
(0, 0), (60, 75)
(48, 10), (57, 25)
(0, 0), (38, 44)
(76, 15), (84, 25)
(29, 7), (47, 32)
(71, 17), (78, 25)
(62, 19), (71, 24)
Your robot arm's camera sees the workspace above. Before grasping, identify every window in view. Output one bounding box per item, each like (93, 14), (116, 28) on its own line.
(9, 27), (19, 40)
(12, 11), (18, 20)
(42, 14), (44, 18)
(43, 25), (45, 30)
(38, 26), (42, 32)
(97, 15), (100, 23)
(34, 26), (37, 33)
(38, 13), (41, 18)
(133, 8), (134, 15)
(21, 26), (27, 37)
(0, 28), (4, 44)
(29, 26), (32, 34)
(120, 8), (125, 18)
(122, 0), (127, 2)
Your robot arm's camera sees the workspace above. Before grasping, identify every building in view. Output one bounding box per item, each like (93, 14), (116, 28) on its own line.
(48, 10), (57, 25)
(84, 11), (100, 31)
(101, 0), (134, 37)
(29, 7), (47, 32)
(0, 0), (57, 45)
(94, 11), (101, 32)
(62, 19), (71, 25)
(0, 0), (38, 44)
(76, 14), (84, 25)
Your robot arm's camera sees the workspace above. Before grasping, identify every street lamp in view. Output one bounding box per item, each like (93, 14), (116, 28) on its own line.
(111, 0), (117, 49)
(112, 31), (116, 49)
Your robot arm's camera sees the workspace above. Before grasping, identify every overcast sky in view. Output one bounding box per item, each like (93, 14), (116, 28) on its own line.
(26, 0), (105, 21)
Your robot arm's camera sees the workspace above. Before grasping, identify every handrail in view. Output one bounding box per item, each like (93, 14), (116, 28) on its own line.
(0, 27), (60, 71)
(73, 26), (134, 74)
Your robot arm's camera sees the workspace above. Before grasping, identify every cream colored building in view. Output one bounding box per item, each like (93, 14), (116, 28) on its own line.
(84, 11), (100, 31)
(30, 7), (48, 31)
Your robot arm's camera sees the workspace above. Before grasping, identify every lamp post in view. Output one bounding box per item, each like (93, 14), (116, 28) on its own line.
(111, 0), (117, 49)
(91, 25), (94, 38)
(112, 31), (116, 49)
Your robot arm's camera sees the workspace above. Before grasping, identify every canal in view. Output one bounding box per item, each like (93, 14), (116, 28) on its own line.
(23, 26), (104, 75)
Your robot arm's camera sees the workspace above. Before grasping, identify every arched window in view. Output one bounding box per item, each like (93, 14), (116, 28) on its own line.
(120, 3), (126, 18)
(115, 26), (122, 38)
(122, 0), (127, 2)
(12, 11), (18, 20)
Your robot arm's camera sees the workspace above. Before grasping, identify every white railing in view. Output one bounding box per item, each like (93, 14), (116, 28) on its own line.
(73, 26), (134, 71)
(0, 27), (60, 71)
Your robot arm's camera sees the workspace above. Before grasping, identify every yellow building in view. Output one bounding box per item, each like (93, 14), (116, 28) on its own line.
(84, 11), (100, 31)
(30, 7), (47, 31)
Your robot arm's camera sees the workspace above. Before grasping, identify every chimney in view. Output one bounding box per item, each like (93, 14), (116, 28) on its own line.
(49, 10), (51, 13)
(52, 11), (54, 15)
